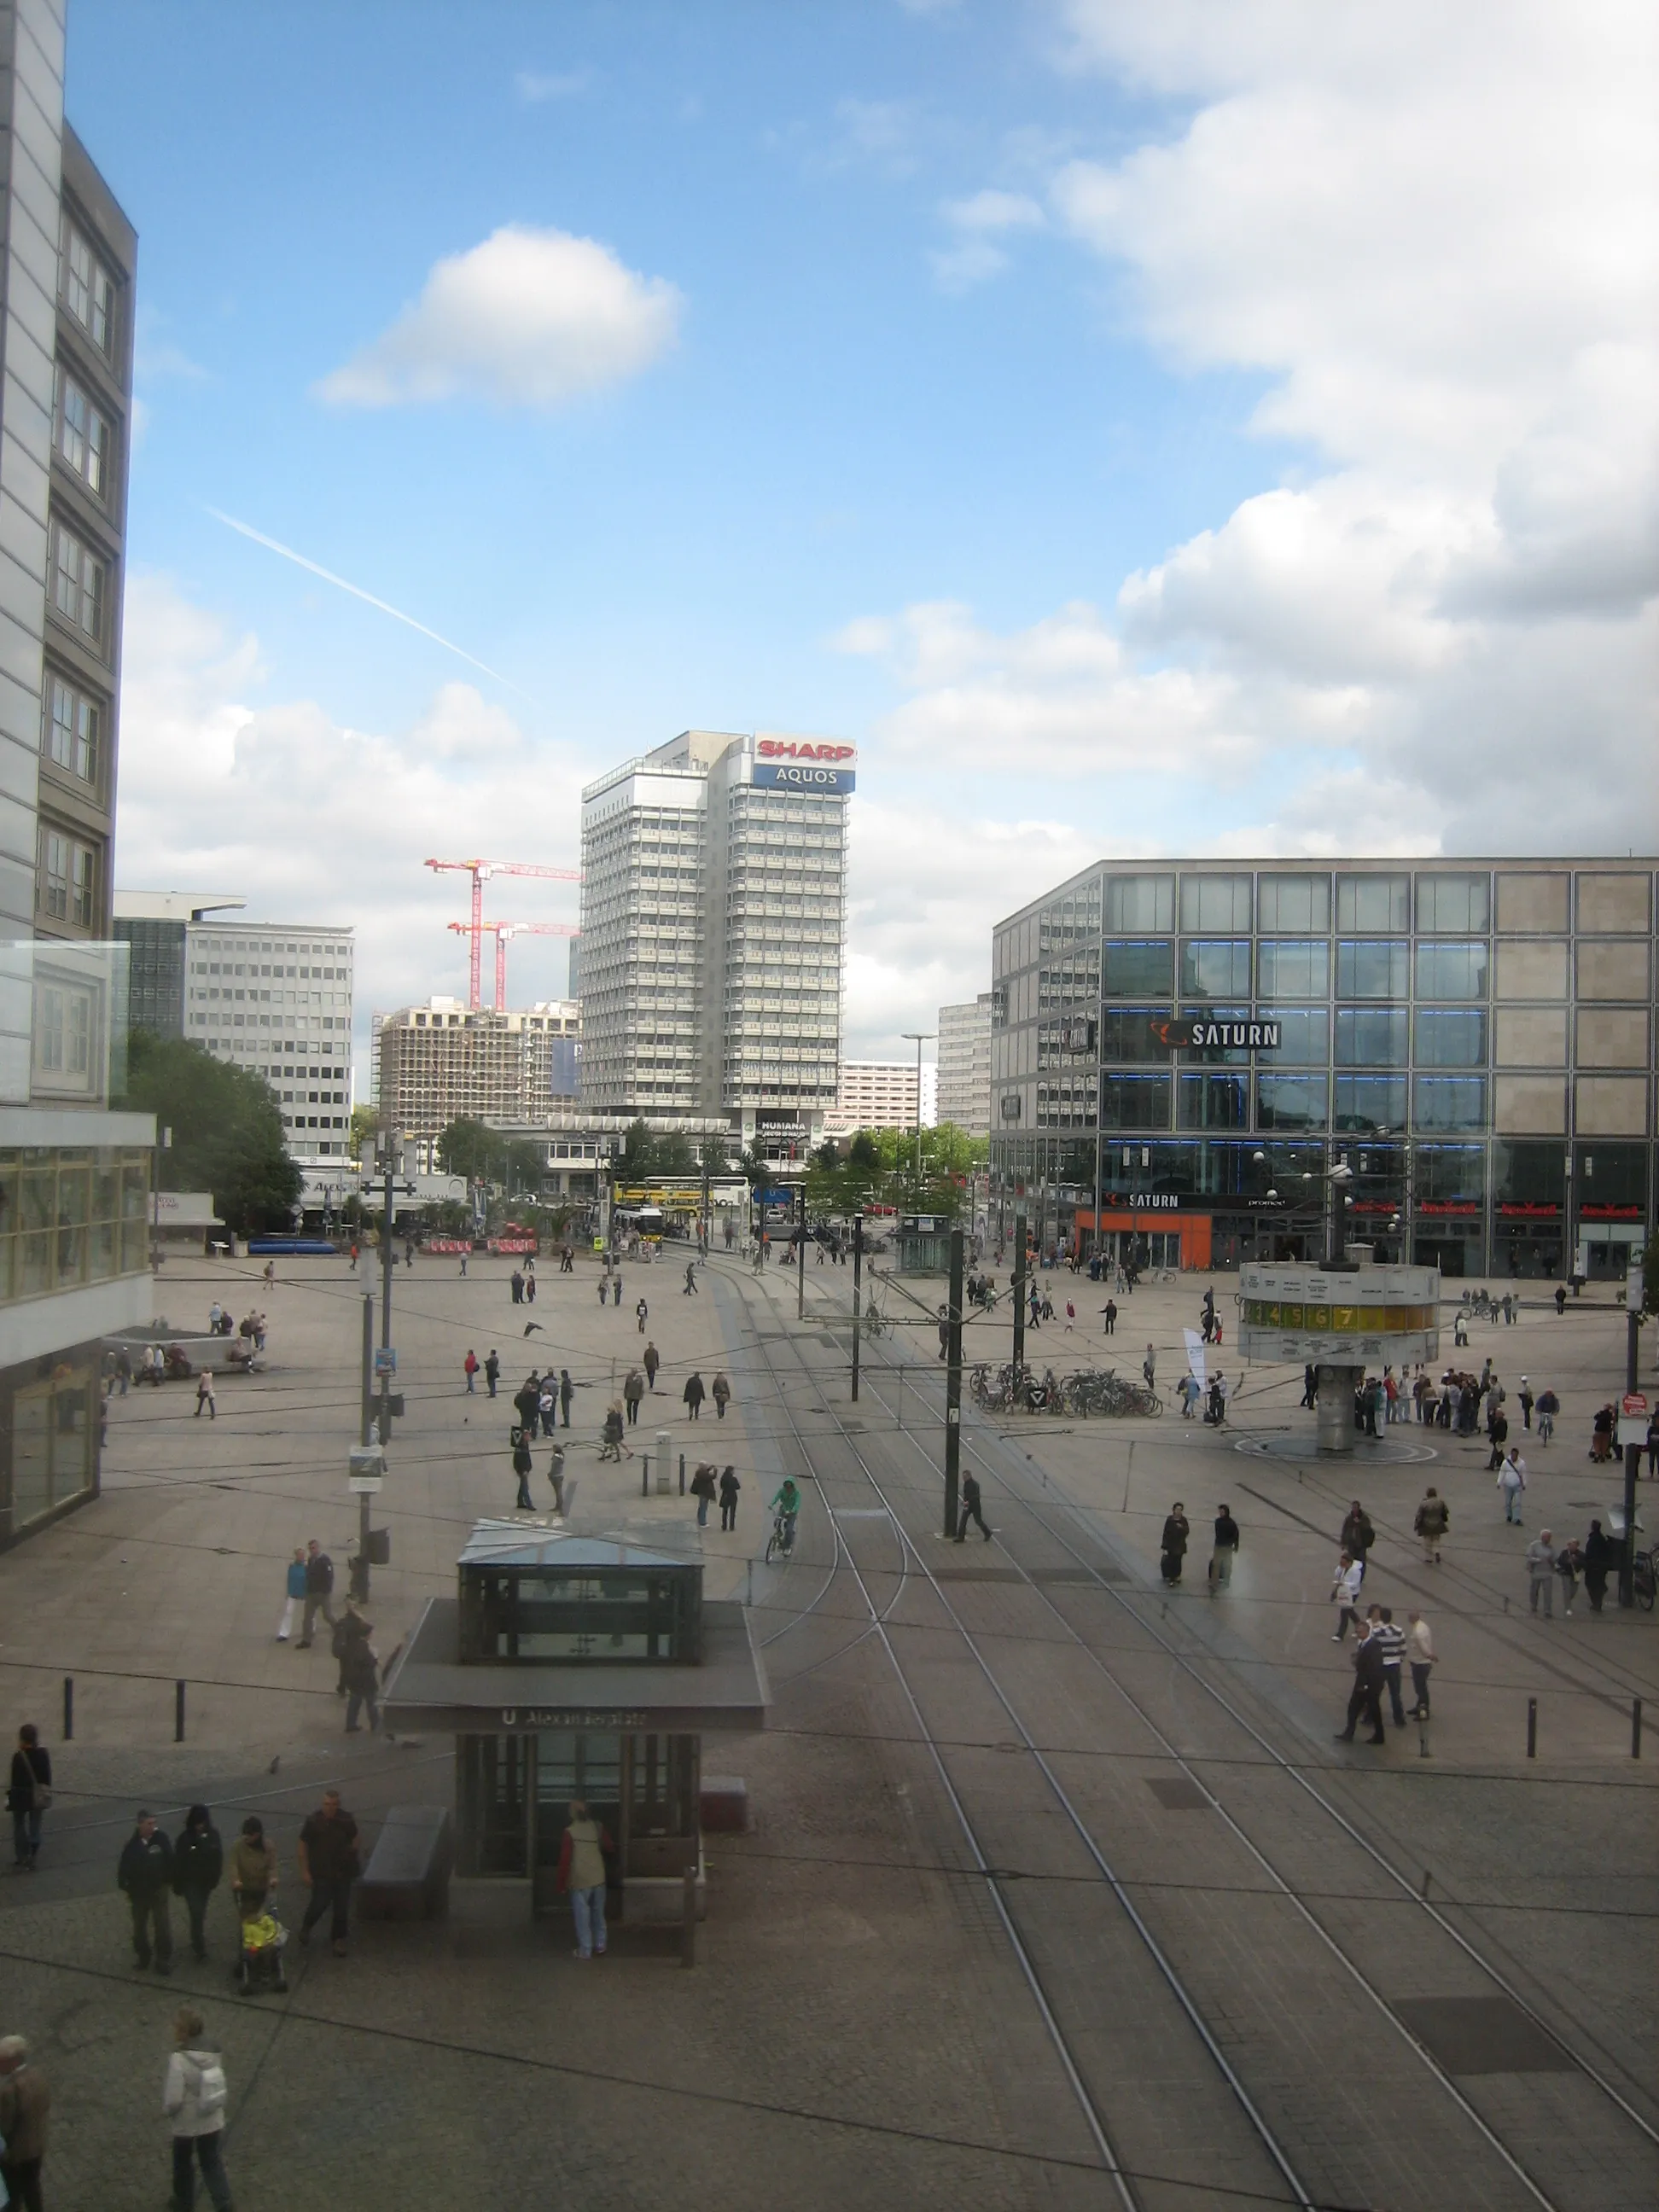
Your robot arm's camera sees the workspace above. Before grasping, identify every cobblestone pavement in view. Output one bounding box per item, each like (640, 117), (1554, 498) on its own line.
(0, 1245), (1653, 2209)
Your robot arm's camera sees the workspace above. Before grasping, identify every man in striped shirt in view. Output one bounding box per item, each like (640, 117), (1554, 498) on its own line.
(1367, 1604), (1407, 1725)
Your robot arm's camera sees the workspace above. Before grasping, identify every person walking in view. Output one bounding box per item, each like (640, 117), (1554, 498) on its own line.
(1339, 1501), (1376, 1580)
(511, 1268), (524, 1306)
(276, 1546), (306, 1641)
(1497, 1447), (1528, 1523)
(1647, 1409), (1659, 1478)
(1101, 1297), (1117, 1336)
(546, 1441), (568, 1515)
(484, 1350), (500, 1399)
(1330, 1551), (1365, 1641)
(636, 1297), (649, 1334)
(296, 1539), (337, 1648)
(1525, 1528), (1557, 1617)
(119, 1811), (175, 1972)
(0, 2034), (49, 2212)
(1413, 1487), (1448, 1565)
(684, 1263), (699, 1296)
(623, 1368), (645, 1426)
(1202, 1285), (1216, 1343)
(172, 1805), (223, 1964)
(7, 1723), (49, 1873)
(1336, 1621), (1388, 1744)
(1406, 1610), (1435, 1718)
(1582, 1519), (1615, 1611)
(341, 1618), (381, 1733)
(524, 1271), (536, 1305)
(297, 1788), (360, 1956)
(463, 1349), (479, 1394)
(1301, 1364), (1318, 1411)
(1143, 1344), (1156, 1391)
(718, 1465), (741, 1532)
(459, 1249), (468, 1277)
(229, 1817), (276, 1918)
(557, 1798), (613, 1959)
(712, 1371), (731, 1420)
(1517, 1376), (1534, 1430)
(612, 1274), (624, 1307)
(1485, 1406), (1511, 1471)
(560, 1368), (574, 1427)
(643, 1342), (660, 1393)
(683, 1370), (706, 1421)
(690, 1463), (718, 1526)
(514, 1373), (541, 1439)
(598, 1402), (629, 1462)
(194, 1368), (215, 1421)
(512, 1432), (534, 1510)
(1369, 1605), (1407, 1724)
(1208, 1505), (1240, 1594)
(956, 1470), (992, 1543)
(1159, 1503), (1190, 1586)
(1535, 1385), (1558, 1446)
(163, 2007), (233, 2212)
(1555, 1534), (1583, 1616)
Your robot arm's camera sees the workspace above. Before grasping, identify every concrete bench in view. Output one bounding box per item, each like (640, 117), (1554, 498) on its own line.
(357, 1806), (452, 1922)
(700, 1775), (749, 1833)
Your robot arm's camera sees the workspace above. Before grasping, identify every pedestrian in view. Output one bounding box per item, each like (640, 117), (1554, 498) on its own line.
(1525, 1528), (1557, 1617)
(956, 1470), (992, 1543)
(194, 1368), (215, 1421)
(1535, 1386), (1557, 1445)
(1497, 1447), (1528, 1523)
(1101, 1298), (1117, 1336)
(1485, 1407), (1511, 1470)
(1555, 1534), (1583, 1616)
(511, 1268), (524, 1305)
(1406, 1610), (1435, 1718)
(599, 1401), (628, 1461)
(1144, 1344), (1156, 1390)
(7, 1724), (49, 1873)
(690, 1463), (718, 1526)
(525, 1272), (536, 1305)
(547, 1442), (568, 1515)
(557, 1797), (613, 1959)
(642, 1342), (660, 1394)
(938, 1306), (949, 1359)
(1591, 1402), (1615, 1462)
(297, 1788), (360, 1957)
(119, 1809), (175, 1972)
(162, 2005), (233, 2212)
(624, 1367), (644, 1425)
(1413, 1487), (1448, 1565)
(172, 1805), (223, 1963)
(0, 2034), (49, 2212)
(560, 1367), (573, 1426)
(597, 1278), (608, 1311)
(341, 1617), (381, 1732)
(274, 1545), (306, 1643)
(718, 1464), (740, 1531)
(262, 1259), (275, 1287)
(1063, 1300), (1076, 1333)
(512, 1432), (534, 1510)
(1301, 1364), (1318, 1410)
(1330, 1551), (1365, 1640)
(1336, 1620), (1388, 1744)
(538, 1377), (557, 1434)
(712, 1371), (731, 1420)
(1647, 1410), (1659, 1478)
(1582, 1518), (1614, 1611)
(1202, 1285), (1216, 1343)
(1159, 1502), (1190, 1586)
(684, 1370), (705, 1420)
(684, 1263), (698, 1296)
(485, 1350), (500, 1398)
(515, 1372), (541, 1437)
(459, 1250), (468, 1277)
(349, 1242), (358, 1272)
(1208, 1505), (1240, 1593)
(1369, 1605), (1407, 1724)
(229, 1816), (276, 1918)
(636, 1297), (649, 1333)
(463, 1349), (478, 1394)
(1339, 1500), (1376, 1578)
(612, 1275), (624, 1307)
(1517, 1376), (1534, 1430)
(296, 1538), (337, 1647)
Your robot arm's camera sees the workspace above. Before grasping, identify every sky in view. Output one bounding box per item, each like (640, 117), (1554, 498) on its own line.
(79, 0), (1658, 1082)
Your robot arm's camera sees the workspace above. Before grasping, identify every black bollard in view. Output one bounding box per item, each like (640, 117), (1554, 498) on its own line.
(1526, 1697), (1537, 1759)
(1633, 1698), (1643, 1761)
(62, 1675), (73, 1742)
(175, 1679), (186, 1743)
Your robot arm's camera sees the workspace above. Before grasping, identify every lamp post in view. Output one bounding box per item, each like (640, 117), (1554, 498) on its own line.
(901, 1032), (934, 1185)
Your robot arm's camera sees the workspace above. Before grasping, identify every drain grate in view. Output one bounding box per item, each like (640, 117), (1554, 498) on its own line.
(1146, 1777), (1210, 1811)
(1393, 1997), (1574, 2075)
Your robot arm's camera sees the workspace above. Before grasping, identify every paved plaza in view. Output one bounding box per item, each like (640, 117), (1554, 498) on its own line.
(1, 1243), (1655, 2209)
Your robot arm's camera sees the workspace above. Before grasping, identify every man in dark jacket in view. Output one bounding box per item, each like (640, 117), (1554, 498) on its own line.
(1208, 1506), (1240, 1593)
(1160, 1504), (1190, 1585)
(1339, 1502), (1375, 1579)
(1336, 1626), (1388, 1744)
(560, 1368), (574, 1425)
(484, 1350), (501, 1398)
(0, 2034), (50, 2212)
(172, 1805), (223, 1963)
(118, 1811), (175, 1971)
(296, 1540), (336, 1649)
(298, 1789), (361, 1956)
(956, 1471), (992, 1543)
(683, 1371), (705, 1420)
(515, 1374), (541, 1438)
(1582, 1519), (1615, 1612)
(341, 1618), (381, 1734)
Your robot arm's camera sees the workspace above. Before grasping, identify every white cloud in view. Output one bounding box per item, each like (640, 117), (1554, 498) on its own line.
(315, 225), (682, 410)
(114, 579), (586, 1068)
(931, 187), (1046, 290)
(515, 67), (595, 102)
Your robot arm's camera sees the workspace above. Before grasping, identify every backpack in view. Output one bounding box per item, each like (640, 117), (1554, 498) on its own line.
(192, 2054), (228, 2114)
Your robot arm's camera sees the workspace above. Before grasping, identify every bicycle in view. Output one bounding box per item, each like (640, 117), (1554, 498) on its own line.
(765, 1511), (797, 1565)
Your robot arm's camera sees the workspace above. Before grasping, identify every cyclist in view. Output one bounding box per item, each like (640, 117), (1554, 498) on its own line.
(769, 1477), (801, 1556)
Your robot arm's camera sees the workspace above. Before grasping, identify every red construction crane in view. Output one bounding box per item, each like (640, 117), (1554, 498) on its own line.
(446, 919), (579, 1010)
(425, 858), (580, 1008)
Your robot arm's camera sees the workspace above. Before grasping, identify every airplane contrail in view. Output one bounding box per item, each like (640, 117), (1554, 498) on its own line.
(207, 507), (530, 697)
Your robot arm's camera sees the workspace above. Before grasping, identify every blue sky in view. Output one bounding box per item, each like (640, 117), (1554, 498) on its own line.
(81, 2), (1657, 1068)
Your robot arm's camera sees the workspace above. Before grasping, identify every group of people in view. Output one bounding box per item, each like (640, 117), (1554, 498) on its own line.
(1158, 1502), (1241, 1592)
(273, 1543), (385, 1732)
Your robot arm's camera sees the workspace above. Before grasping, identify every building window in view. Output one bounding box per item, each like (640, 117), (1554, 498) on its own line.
(40, 831), (69, 919)
(61, 214), (117, 355)
(1336, 873), (1410, 932)
(44, 672), (101, 786)
(1097, 1009), (1170, 1063)
(1258, 872), (1331, 932)
(1416, 942), (1489, 1000)
(1104, 876), (1174, 931)
(72, 841), (96, 927)
(1414, 1076), (1487, 1132)
(1334, 1074), (1407, 1132)
(1098, 1073), (1172, 1129)
(1336, 940), (1410, 999)
(1179, 875), (1251, 932)
(1255, 1073), (1329, 1131)
(1335, 1008), (1408, 1066)
(1415, 1008), (1488, 1068)
(49, 521), (106, 646)
(1260, 1006), (1329, 1065)
(1178, 1072), (1249, 1129)
(1257, 940), (1329, 998)
(38, 828), (97, 928)
(1417, 871), (1490, 934)
(1103, 940), (1175, 998)
(53, 368), (112, 496)
(1180, 940), (1252, 998)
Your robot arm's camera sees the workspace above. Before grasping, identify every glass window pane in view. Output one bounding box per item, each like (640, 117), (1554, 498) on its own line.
(1335, 1008), (1409, 1065)
(1179, 1072), (1249, 1129)
(1415, 942), (1489, 999)
(1103, 876), (1174, 931)
(1259, 1006), (1328, 1064)
(1258, 872), (1331, 931)
(1179, 875), (1251, 932)
(1098, 1074), (1171, 1129)
(1336, 941), (1410, 998)
(1336, 874), (1410, 930)
(1179, 1005), (1253, 1064)
(1334, 1075), (1408, 1132)
(1414, 1076), (1487, 1132)
(1415, 1008), (1487, 1067)
(1102, 940), (1173, 997)
(1097, 1009), (1168, 1063)
(1256, 940), (1329, 998)
(1416, 1144), (1486, 1208)
(1256, 1074), (1329, 1131)
(1179, 940), (1251, 998)
(1417, 871), (1490, 934)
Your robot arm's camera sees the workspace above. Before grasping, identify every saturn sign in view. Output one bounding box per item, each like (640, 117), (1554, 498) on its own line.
(1146, 1016), (1280, 1051)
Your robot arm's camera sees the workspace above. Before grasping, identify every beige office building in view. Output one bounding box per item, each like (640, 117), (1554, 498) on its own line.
(375, 996), (579, 1158)
(936, 993), (992, 1135)
(822, 1058), (934, 1138)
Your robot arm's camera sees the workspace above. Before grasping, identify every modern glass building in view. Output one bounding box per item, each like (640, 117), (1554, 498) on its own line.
(990, 860), (1656, 1280)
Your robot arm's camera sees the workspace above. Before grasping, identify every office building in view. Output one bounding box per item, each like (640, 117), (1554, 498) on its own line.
(183, 917), (355, 1158)
(822, 1058), (934, 1138)
(579, 730), (849, 1156)
(113, 889), (244, 1038)
(991, 859), (1656, 1279)
(936, 993), (992, 1135)
(375, 996), (579, 1160)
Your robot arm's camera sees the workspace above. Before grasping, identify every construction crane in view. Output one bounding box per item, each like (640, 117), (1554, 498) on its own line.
(425, 858), (580, 1009)
(447, 919), (579, 1010)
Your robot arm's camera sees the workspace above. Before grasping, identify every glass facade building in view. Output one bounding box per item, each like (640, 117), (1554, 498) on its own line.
(991, 861), (1656, 1279)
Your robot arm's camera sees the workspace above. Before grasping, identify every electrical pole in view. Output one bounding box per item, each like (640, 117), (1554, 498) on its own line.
(358, 1292), (375, 1589)
(944, 1225), (963, 1539)
(1012, 1209), (1027, 1375)
(851, 1214), (863, 1402)
(379, 1143), (395, 1447)
(796, 1182), (806, 1321)
(901, 1031), (934, 1184)
(1620, 1307), (1641, 1607)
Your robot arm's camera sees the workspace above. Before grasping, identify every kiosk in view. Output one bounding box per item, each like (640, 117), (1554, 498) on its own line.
(381, 1525), (769, 1920)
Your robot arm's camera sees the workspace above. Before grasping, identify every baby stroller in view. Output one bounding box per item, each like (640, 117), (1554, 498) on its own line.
(234, 1908), (289, 1996)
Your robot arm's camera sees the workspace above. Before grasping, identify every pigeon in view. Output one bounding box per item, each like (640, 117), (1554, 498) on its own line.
(268, 1755), (281, 1774)
(523, 1322), (543, 1336)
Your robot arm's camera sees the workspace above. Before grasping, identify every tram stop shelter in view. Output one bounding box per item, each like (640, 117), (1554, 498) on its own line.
(381, 1524), (768, 1922)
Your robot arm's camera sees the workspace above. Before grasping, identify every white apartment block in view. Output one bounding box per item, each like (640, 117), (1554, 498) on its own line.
(823, 1058), (935, 1138)
(375, 996), (579, 1155)
(184, 919), (354, 1158)
(937, 992), (992, 1136)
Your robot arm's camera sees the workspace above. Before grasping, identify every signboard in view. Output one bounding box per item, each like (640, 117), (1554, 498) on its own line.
(425, 1237), (474, 1254)
(1147, 1016), (1280, 1051)
(1057, 1016), (1096, 1054)
(1619, 1394), (1649, 1452)
(487, 1237), (538, 1254)
(760, 1186), (795, 1205)
(1624, 1394), (1649, 1418)
(1236, 1261), (1441, 1366)
(753, 739), (856, 795)
(999, 1094), (1022, 1121)
(373, 1347), (398, 1377)
(348, 1475), (383, 1494)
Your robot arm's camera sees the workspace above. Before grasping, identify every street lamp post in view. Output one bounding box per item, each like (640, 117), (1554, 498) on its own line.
(901, 1032), (934, 1185)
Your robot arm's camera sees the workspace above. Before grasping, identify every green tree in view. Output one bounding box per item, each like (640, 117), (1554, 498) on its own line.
(700, 1133), (731, 1176)
(616, 1118), (656, 1180)
(119, 1030), (301, 1235)
(349, 1104), (380, 1160)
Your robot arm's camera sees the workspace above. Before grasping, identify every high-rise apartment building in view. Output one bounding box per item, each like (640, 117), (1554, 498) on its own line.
(183, 918), (356, 1159)
(0, 9), (136, 945)
(579, 731), (849, 1154)
(936, 993), (992, 1135)
(375, 997), (579, 1158)
(822, 1058), (934, 1138)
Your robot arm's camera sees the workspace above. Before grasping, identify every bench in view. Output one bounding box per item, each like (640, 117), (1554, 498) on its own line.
(356, 1806), (452, 1922)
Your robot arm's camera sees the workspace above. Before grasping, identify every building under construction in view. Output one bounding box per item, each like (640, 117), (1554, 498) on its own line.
(374, 997), (579, 1161)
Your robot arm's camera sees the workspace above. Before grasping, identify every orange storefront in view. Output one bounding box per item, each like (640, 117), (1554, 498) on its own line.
(1072, 1208), (1214, 1270)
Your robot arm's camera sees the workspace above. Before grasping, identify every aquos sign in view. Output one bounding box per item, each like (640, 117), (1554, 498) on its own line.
(752, 738), (857, 795)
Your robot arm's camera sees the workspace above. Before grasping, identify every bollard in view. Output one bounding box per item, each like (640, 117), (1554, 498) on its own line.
(680, 1864), (697, 1969)
(175, 1679), (187, 1744)
(642, 1452), (650, 1498)
(62, 1675), (73, 1743)
(679, 1452), (686, 1497)
(746, 1557), (753, 1608)
(1417, 1712), (1430, 1760)
(1526, 1697), (1537, 1759)
(1633, 1698), (1643, 1761)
